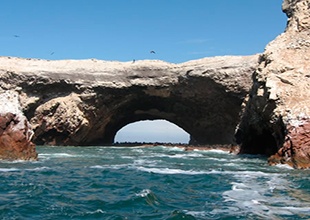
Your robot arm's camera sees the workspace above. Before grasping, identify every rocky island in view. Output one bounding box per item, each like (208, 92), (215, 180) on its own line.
(0, 0), (309, 168)
(237, 0), (310, 168)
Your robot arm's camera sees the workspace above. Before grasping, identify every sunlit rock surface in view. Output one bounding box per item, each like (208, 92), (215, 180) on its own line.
(0, 91), (37, 160)
(237, 0), (310, 168)
(0, 55), (258, 146)
(1, 0), (308, 169)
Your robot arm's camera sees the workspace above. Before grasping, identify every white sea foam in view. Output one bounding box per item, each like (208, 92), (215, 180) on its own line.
(99, 146), (142, 149)
(86, 209), (106, 214)
(165, 154), (188, 158)
(186, 152), (204, 157)
(158, 146), (185, 151)
(184, 210), (209, 218)
(0, 166), (51, 172)
(0, 159), (21, 163)
(167, 146), (186, 151)
(39, 153), (77, 158)
(132, 149), (144, 153)
(0, 168), (19, 172)
(220, 171), (310, 218)
(232, 170), (283, 177)
(26, 166), (50, 171)
(275, 163), (294, 170)
(90, 164), (129, 170)
(141, 152), (204, 159)
(133, 159), (158, 167)
(205, 157), (230, 162)
(281, 206), (310, 213)
(136, 189), (152, 197)
(161, 153), (203, 159)
(204, 149), (230, 154)
(121, 156), (134, 159)
(135, 166), (208, 175)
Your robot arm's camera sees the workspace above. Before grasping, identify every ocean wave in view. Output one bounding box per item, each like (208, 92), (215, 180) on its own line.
(281, 206), (310, 212)
(0, 166), (52, 173)
(0, 168), (19, 172)
(135, 189), (152, 198)
(220, 173), (310, 219)
(133, 159), (159, 167)
(202, 149), (230, 154)
(39, 153), (78, 158)
(135, 166), (209, 175)
(86, 209), (106, 214)
(154, 146), (185, 151)
(184, 210), (211, 219)
(169, 152), (204, 158)
(139, 152), (205, 160)
(89, 164), (129, 170)
(0, 159), (36, 164)
(25, 166), (51, 171)
(275, 163), (294, 170)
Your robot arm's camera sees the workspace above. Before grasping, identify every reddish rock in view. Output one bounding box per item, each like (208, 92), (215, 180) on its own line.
(0, 113), (37, 161)
(236, 0), (310, 169)
(268, 119), (310, 169)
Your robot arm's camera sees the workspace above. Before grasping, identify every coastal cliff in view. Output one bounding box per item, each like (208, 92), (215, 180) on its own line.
(0, 91), (37, 160)
(0, 55), (258, 147)
(237, 0), (310, 168)
(0, 0), (309, 169)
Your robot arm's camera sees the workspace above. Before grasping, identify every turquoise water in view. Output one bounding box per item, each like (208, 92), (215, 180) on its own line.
(1, 146), (310, 220)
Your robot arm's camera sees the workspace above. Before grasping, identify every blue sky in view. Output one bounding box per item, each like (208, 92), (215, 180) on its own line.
(1, 1), (287, 143)
(115, 120), (190, 144)
(1, 0), (286, 63)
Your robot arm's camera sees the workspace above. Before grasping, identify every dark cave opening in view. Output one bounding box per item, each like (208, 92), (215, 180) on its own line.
(238, 128), (279, 156)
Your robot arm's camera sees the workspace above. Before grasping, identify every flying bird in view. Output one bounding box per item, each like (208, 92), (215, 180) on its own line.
(13, 35), (20, 38)
(150, 50), (156, 54)
(50, 52), (55, 55)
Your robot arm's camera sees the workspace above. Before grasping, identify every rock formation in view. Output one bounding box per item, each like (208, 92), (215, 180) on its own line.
(0, 91), (37, 160)
(1, 0), (309, 168)
(0, 55), (258, 147)
(236, 0), (310, 168)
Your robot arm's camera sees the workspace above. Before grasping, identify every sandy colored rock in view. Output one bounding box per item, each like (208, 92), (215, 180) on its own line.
(0, 55), (258, 146)
(237, 0), (310, 168)
(0, 91), (37, 160)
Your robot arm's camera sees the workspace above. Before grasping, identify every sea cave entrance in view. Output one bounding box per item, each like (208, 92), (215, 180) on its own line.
(114, 119), (190, 144)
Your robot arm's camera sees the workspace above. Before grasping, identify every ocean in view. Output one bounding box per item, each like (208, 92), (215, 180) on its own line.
(1, 145), (310, 219)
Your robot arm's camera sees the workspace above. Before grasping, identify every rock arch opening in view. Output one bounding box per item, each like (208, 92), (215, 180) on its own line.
(115, 119), (190, 144)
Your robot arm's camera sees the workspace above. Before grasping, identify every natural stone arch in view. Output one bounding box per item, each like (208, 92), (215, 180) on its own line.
(0, 55), (259, 146)
(85, 77), (251, 145)
(94, 96), (193, 145)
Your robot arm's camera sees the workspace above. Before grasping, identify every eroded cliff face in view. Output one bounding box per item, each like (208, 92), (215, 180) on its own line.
(0, 55), (258, 147)
(1, 0), (307, 167)
(237, 0), (310, 168)
(0, 91), (37, 160)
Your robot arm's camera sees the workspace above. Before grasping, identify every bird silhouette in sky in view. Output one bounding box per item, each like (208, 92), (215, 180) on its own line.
(50, 52), (55, 55)
(150, 50), (156, 54)
(13, 35), (20, 38)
